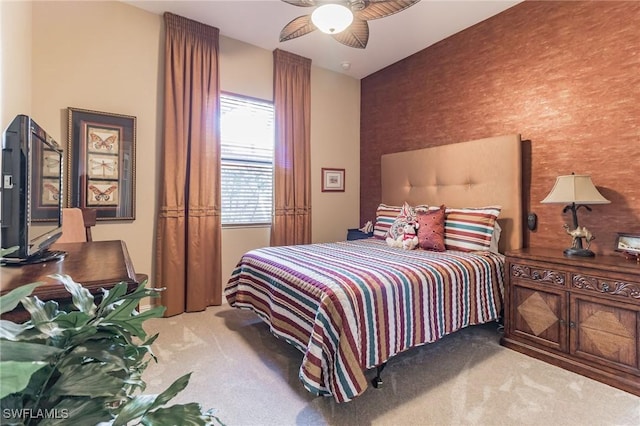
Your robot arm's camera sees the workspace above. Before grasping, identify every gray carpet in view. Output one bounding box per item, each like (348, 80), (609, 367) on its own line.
(143, 304), (640, 426)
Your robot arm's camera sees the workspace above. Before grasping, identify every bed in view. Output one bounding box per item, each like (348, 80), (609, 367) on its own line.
(225, 134), (523, 402)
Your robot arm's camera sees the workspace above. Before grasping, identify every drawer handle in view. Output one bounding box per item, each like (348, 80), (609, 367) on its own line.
(558, 319), (575, 328)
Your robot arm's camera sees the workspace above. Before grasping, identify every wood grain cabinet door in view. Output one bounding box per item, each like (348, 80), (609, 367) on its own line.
(511, 282), (568, 352)
(570, 293), (640, 375)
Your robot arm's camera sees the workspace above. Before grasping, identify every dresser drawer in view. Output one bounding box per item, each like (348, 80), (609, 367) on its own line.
(571, 273), (640, 303)
(510, 263), (566, 288)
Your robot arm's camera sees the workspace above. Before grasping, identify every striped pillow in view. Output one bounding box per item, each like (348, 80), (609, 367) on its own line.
(444, 206), (501, 252)
(373, 204), (403, 239)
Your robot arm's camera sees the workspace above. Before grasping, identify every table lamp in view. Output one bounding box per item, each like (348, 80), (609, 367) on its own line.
(541, 173), (610, 257)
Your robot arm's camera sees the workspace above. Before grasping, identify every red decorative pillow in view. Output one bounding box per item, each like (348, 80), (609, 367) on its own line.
(416, 205), (446, 252)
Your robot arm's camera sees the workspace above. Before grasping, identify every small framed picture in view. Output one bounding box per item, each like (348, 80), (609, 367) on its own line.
(615, 233), (640, 254)
(321, 168), (345, 192)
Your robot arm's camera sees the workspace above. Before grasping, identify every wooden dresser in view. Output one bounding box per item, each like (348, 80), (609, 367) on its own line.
(501, 247), (640, 396)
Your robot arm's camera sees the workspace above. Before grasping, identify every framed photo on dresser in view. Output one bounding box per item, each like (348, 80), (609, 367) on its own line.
(615, 232), (640, 261)
(615, 233), (640, 253)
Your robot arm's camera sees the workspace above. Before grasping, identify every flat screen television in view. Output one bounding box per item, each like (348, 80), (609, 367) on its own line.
(0, 115), (65, 265)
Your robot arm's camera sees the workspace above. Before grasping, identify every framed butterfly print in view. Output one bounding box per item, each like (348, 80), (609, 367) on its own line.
(31, 138), (64, 222)
(67, 107), (136, 220)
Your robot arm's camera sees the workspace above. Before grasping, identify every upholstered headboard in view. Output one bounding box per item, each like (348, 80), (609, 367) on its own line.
(381, 134), (523, 253)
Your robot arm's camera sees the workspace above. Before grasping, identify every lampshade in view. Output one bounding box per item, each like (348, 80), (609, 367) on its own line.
(541, 174), (610, 205)
(311, 4), (354, 34)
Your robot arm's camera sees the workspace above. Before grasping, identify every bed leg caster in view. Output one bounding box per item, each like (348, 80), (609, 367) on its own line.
(372, 376), (383, 388)
(371, 362), (386, 389)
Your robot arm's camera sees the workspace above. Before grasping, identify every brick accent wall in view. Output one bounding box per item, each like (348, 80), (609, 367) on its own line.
(360, 1), (640, 255)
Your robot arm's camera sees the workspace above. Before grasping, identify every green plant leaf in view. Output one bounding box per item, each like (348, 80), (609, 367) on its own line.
(65, 325), (100, 347)
(136, 333), (160, 363)
(0, 319), (35, 341)
(113, 394), (157, 426)
(18, 362), (54, 399)
(120, 286), (163, 301)
(0, 360), (48, 399)
(39, 397), (111, 426)
(0, 340), (63, 361)
(49, 362), (125, 397)
(53, 310), (92, 329)
(102, 319), (147, 341)
(204, 409), (225, 426)
(0, 394), (24, 419)
(97, 282), (129, 311)
(62, 340), (127, 370)
(21, 297), (64, 337)
(140, 403), (214, 426)
(149, 372), (191, 411)
(49, 274), (96, 315)
(0, 282), (42, 314)
(103, 306), (165, 340)
(104, 298), (143, 321)
(113, 373), (192, 426)
(1, 245), (19, 257)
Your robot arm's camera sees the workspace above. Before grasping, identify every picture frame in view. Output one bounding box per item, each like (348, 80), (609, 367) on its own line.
(67, 107), (136, 220)
(30, 139), (63, 222)
(614, 233), (640, 254)
(321, 168), (345, 192)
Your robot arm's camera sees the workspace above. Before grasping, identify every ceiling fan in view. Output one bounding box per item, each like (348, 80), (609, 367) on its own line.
(279, 0), (421, 49)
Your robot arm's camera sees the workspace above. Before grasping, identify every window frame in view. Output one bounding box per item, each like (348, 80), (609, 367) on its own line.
(219, 91), (275, 227)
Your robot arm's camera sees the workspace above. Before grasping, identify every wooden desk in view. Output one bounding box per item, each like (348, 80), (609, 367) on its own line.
(1, 240), (144, 320)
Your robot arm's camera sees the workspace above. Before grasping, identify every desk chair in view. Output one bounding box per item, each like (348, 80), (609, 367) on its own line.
(57, 207), (149, 285)
(57, 208), (97, 243)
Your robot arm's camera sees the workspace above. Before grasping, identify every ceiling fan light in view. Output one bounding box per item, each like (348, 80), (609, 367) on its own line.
(311, 4), (353, 35)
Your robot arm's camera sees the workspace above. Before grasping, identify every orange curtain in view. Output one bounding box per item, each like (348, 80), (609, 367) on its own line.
(271, 49), (312, 246)
(156, 13), (221, 316)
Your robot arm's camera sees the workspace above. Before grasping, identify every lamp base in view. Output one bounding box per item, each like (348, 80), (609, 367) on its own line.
(564, 247), (595, 257)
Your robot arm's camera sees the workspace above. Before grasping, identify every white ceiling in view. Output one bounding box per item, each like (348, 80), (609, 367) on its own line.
(125, 0), (522, 79)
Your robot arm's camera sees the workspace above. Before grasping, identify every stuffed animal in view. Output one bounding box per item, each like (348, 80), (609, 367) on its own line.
(401, 222), (419, 250)
(386, 222), (419, 250)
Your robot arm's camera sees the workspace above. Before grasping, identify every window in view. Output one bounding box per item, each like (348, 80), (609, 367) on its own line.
(220, 93), (274, 225)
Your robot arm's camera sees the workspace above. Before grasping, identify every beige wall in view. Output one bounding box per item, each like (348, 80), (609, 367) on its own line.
(30, 1), (161, 282)
(310, 67), (360, 244)
(7, 1), (360, 296)
(1, 0), (32, 125)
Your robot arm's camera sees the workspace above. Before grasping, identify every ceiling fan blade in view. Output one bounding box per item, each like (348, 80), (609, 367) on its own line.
(357, 0), (420, 20)
(280, 15), (317, 42)
(281, 0), (316, 7)
(331, 19), (369, 49)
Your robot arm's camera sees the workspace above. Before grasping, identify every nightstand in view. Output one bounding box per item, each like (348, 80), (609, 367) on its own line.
(501, 247), (640, 397)
(347, 228), (373, 241)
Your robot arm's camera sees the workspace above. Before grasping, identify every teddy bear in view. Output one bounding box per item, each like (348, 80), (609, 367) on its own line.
(386, 222), (419, 250)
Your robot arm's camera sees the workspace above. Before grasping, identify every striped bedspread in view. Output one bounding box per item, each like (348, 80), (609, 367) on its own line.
(225, 238), (504, 402)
